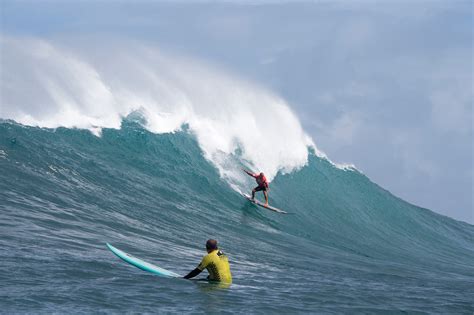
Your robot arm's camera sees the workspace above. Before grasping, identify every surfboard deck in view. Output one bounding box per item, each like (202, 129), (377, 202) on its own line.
(106, 243), (180, 278)
(243, 193), (287, 214)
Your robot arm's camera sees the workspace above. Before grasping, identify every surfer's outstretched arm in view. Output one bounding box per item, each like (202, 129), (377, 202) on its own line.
(184, 268), (202, 279)
(243, 169), (256, 177)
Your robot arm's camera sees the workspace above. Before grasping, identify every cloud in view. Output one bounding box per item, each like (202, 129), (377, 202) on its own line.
(391, 129), (440, 179)
(430, 89), (472, 135)
(325, 111), (364, 149)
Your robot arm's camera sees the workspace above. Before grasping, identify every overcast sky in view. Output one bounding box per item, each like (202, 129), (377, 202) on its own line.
(1, 0), (472, 223)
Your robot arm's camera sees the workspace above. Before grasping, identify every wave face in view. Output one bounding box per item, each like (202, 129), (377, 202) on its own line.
(1, 119), (473, 314)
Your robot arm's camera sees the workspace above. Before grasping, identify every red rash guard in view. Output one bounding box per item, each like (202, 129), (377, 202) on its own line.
(253, 173), (269, 188)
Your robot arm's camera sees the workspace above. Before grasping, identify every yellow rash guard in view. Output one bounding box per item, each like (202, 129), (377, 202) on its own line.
(197, 249), (232, 283)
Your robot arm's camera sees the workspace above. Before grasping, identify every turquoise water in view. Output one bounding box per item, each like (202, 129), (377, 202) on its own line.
(1, 119), (473, 314)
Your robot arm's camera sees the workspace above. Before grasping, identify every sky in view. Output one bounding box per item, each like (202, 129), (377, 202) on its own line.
(0, 0), (472, 223)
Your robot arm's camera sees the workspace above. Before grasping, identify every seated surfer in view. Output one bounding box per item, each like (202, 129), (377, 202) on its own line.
(183, 239), (232, 283)
(243, 169), (269, 206)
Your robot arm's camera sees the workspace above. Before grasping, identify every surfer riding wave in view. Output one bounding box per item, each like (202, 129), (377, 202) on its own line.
(243, 169), (269, 206)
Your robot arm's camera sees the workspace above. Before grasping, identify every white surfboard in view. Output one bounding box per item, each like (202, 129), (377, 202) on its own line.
(243, 193), (287, 214)
(107, 243), (180, 278)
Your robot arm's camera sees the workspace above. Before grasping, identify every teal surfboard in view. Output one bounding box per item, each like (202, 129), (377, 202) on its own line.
(106, 243), (180, 278)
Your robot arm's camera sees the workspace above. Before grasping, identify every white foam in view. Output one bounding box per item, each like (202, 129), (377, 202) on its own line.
(1, 37), (352, 187)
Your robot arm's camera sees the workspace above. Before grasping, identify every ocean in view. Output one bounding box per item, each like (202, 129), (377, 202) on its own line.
(1, 118), (473, 314)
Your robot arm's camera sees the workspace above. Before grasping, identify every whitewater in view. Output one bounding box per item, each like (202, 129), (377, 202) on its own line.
(1, 38), (473, 314)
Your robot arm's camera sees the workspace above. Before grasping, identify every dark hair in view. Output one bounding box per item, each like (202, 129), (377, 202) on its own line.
(206, 239), (218, 250)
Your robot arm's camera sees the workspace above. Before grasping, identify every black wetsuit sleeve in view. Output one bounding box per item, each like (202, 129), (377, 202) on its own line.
(183, 268), (202, 279)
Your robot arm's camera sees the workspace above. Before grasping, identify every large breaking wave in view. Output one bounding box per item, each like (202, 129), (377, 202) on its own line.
(0, 37), (331, 188)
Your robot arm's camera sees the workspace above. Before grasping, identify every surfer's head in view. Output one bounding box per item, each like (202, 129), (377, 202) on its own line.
(206, 239), (218, 252)
(259, 172), (264, 177)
